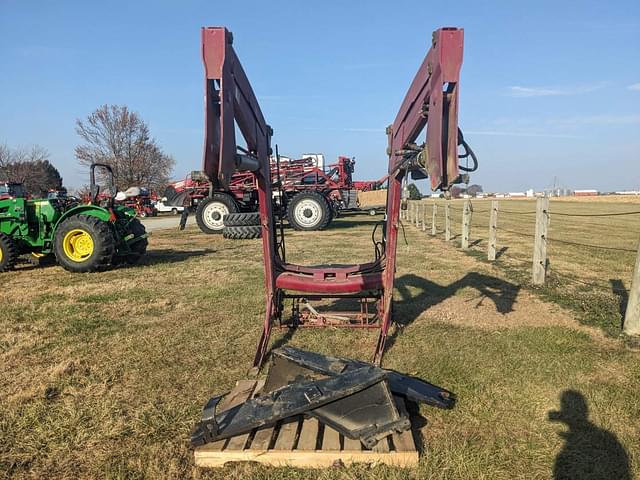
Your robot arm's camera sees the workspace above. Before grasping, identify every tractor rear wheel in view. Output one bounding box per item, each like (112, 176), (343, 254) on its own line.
(195, 193), (239, 234)
(116, 218), (148, 265)
(0, 233), (18, 272)
(286, 191), (332, 231)
(54, 214), (116, 273)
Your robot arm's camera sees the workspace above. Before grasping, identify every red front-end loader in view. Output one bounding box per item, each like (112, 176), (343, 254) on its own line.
(199, 26), (476, 367)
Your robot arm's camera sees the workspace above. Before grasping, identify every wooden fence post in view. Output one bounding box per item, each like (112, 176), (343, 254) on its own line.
(415, 203), (420, 228)
(532, 197), (550, 285)
(431, 203), (437, 235)
(488, 200), (499, 260)
(461, 199), (472, 249)
(623, 239), (640, 336)
(445, 203), (451, 241)
(422, 204), (427, 232)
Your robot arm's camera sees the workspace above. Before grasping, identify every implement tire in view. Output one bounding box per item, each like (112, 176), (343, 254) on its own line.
(223, 225), (262, 240)
(286, 191), (332, 231)
(223, 212), (261, 227)
(54, 214), (115, 273)
(0, 233), (18, 272)
(195, 193), (238, 234)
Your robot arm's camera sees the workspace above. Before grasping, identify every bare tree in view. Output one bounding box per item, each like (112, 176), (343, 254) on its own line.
(0, 143), (11, 169)
(75, 105), (175, 192)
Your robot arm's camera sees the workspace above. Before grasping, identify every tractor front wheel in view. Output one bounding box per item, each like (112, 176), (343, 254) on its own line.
(195, 193), (239, 234)
(54, 215), (116, 273)
(0, 233), (18, 272)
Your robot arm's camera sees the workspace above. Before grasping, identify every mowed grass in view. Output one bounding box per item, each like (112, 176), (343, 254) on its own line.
(0, 211), (639, 479)
(420, 197), (640, 336)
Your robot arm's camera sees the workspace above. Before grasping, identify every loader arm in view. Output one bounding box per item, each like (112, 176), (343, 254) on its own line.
(200, 26), (469, 368)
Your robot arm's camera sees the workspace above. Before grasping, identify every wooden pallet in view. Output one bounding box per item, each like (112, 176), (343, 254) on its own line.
(194, 379), (419, 468)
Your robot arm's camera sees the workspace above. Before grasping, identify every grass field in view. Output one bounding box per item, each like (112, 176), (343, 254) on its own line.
(1, 208), (639, 479)
(421, 197), (640, 337)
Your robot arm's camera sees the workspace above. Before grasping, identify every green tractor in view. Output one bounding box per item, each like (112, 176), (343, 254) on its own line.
(0, 163), (148, 273)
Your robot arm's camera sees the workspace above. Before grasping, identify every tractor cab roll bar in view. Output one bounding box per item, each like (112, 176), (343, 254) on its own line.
(90, 163), (116, 206)
(201, 27), (469, 368)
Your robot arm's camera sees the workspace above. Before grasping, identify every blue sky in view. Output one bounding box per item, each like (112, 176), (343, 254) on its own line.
(1, 0), (639, 192)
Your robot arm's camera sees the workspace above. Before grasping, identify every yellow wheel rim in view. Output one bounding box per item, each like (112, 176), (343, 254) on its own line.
(0, 246), (3, 263)
(62, 229), (94, 262)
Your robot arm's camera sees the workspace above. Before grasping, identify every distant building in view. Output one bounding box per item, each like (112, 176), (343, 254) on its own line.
(574, 189), (598, 197)
(526, 189), (534, 198)
(508, 192), (526, 198)
(615, 190), (640, 195)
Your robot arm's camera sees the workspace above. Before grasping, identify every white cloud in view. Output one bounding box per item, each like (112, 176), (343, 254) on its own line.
(547, 114), (640, 127)
(628, 83), (640, 91)
(464, 130), (582, 139)
(506, 84), (604, 98)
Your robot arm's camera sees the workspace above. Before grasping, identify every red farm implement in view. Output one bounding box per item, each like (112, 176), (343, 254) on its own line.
(165, 154), (360, 233)
(199, 26), (475, 367)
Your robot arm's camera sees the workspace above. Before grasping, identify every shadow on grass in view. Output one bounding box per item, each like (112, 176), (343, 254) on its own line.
(385, 272), (521, 352)
(137, 248), (216, 266)
(549, 390), (630, 480)
(328, 219), (383, 230)
(610, 279), (628, 328)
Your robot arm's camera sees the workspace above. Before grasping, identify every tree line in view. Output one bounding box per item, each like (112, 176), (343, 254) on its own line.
(1, 104), (175, 197)
(0, 144), (63, 196)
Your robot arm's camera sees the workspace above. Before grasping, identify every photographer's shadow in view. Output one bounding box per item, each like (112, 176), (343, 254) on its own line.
(549, 390), (630, 480)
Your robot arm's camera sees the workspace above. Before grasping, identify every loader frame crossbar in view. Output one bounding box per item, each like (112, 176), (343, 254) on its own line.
(200, 26), (464, 367)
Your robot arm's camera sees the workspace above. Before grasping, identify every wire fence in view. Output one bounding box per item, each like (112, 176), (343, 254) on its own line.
(402, 197), (640, 334)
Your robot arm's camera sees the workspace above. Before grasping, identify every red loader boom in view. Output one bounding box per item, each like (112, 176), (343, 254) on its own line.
(200, 26), (472, 367)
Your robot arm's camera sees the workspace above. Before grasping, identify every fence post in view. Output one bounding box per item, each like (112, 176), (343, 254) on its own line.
(445, 202), (451, 241)
(432, 203), (437, 235)
(422, 204), (427, 231)
(488, 200), (499, 260)
(415, 203), (420, 228)
(461, 199), (472, 249)
(532, 197), (550, 285)
(623, 239), (640, 336)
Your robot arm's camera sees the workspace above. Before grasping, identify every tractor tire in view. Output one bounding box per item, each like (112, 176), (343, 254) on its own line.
(195, 193), (238, 234)
(53, 214), (116, 273)
(223, 225), (262, 240)
(120, 218), (148, 265)
(223, 212), (261, 227)
(0, 233), (18, 272)
(286, 191), (332, 231)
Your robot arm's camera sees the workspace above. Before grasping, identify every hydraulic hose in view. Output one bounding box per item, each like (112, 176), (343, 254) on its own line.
(457, 128), (478, 172)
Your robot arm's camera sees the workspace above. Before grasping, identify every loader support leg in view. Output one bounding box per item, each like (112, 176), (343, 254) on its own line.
(253, 296), (274, 368)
